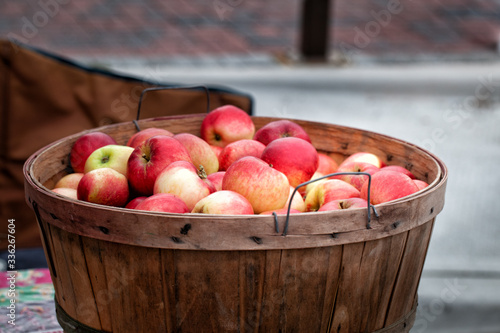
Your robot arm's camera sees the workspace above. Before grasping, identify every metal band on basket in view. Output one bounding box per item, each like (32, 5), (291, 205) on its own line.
(55, 300), (107, 333)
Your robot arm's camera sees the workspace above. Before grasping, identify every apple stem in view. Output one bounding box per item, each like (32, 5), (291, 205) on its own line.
(198, 165), (207, 179)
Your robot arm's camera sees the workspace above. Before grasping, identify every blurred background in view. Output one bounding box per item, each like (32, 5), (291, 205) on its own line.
(1, 0), (500, 332)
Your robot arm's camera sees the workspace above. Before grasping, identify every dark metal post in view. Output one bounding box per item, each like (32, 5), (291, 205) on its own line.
(299, 0), (331, 62)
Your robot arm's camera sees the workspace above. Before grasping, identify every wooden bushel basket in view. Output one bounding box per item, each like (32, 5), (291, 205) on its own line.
(24, 114), (448, 333)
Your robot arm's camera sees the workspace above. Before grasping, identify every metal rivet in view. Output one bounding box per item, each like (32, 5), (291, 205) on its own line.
(251, 236), (263, 245)
(180, 223), (191, 235)
(171, 236), (183, 244)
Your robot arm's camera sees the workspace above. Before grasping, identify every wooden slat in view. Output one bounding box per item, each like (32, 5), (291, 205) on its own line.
(171, 250), (240, 332)
(99, 241), (167, 332)
(160, 249), (177, 333)
(279, 247), (338, 332)
(55, 229), (101, 329)
(47, 224), (78, 322)
(81, 236), (113, 331)
(329, 242), (365, 333)
(237, 250), (266, 333)
(320, 245), (343, 333)
(358, 233), (408, 331)
(384, 219), (435, 325)
(257, 250), (283, 332)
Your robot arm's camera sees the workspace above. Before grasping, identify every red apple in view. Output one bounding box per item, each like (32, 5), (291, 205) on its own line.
(70, 132), (117, 173)
(304, 179), (360, 211)
(334, 161), (380, 191)
(84, 145), (134, 176)
(134, 193), (189, 213)
(200, 105), (255, 147)
(191, 190), (254, 215)
(174, 132), (219, 175)
(210, 145), (223, 158)
(381, 165), (415, 179)
(125, 196), (148, 209)
(340, 152), (384, 168)
(414, 179), (429, 191)
(77, 168), (129, 207)
(317, 153), (339, 175)
(154, 161), (216, 210)
(222, 156), (290, 214)
(360, 170), (419, 205)
(218, 139), (266, 171)
(259, 208), (302, 215)
(54, 173), (84, 190)
(127, 127), (174, 148)
(318, 198), (368, 212)
(254, 119), (311, 145)
(127, 135), (192, 196)
(51, 187), (78, 200)
(207, 171), (225, 191)
(261, 137), (318, 189)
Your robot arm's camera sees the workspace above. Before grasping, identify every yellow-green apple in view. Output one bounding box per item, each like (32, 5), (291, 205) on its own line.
(360, 170), (419, 204)
(134, 193), (189, 213)
(285, 186), (306, 212)
(84, 145), (134, 176)
(414, 179), (429, 191)
(305, 179), (360, 211)
(317, 153), (339, 175)
(54, 173), (84, 190)
(51, 187), (78, 200)
(127, 127), (174, 148)
(222, 156), (289, 214)
(261, 137), (318, 190)
(77, 168), (129, 207)
(173, 132), (219, 174)
(207, 171), (225, 191)
(305, 178), (328, 198)
(218, 139), (266, 171)
(154, 161), (216, 210)
(191, 190), (254, 215)
(200, 105), (255, 147)
(318, 198), (368, 212)
(254, 119), (311, 145)
(259, 208), (302, 215)
(333, 161), (380, 191)
(127, 135), (192, 196)
(125, 196), (147, 209)
(340, 152), (384, 168)
(70, 132), (117, 173)
(381, 165), (415, 179)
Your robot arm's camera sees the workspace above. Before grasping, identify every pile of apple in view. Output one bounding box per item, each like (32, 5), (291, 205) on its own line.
(52, 105), (428, 216)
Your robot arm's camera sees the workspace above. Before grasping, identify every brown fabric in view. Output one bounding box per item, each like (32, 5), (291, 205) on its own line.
(0, 39), (253, 250)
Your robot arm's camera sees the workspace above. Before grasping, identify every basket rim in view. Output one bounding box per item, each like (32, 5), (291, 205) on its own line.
(23, 114), (448, 250)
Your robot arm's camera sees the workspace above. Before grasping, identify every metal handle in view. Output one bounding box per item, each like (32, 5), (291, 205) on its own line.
(282, 172), (379, 236)
(133, 85), (211, 131)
